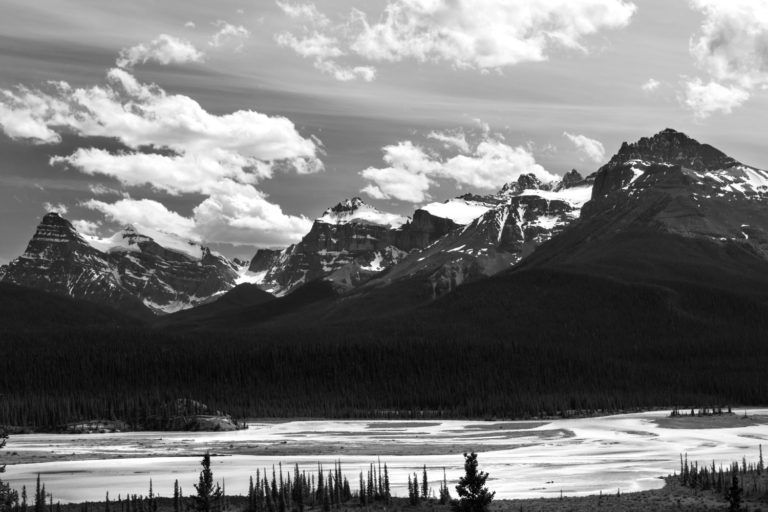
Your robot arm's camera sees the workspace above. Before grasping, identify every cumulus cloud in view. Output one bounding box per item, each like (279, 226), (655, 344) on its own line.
(0, 68), (321, 182)
(43, 202), (68, 215)
(563, 132), (606, 163)
(83, 185), (313, 247)
(84, 198), (200, 241)
(684, 0), (768, 117)
(683, 79), (750, 119)
(276, 0), (637, 80)
(116, 34), (204, 68)
(209, 20), (250, 51)
(0, 68), (323, 246)
(642, 78), (661, 92)
(0, 86), (67, 144)
(360, 135), (557, 203)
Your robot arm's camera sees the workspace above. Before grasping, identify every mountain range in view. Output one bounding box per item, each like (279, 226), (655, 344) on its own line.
(3, 128), (768, 331)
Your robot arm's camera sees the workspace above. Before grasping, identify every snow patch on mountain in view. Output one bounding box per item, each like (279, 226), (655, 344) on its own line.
(83, 225), (204, 260)
(420, 198), (492, 225)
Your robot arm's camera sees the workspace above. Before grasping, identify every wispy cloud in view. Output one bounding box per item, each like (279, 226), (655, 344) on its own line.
(641, 78), (660, 92)
(276, 0), (637, 81)
(209, 20), (250, 51)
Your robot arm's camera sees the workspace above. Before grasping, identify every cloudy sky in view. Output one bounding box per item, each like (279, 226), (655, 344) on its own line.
(1, 0), (767, 263)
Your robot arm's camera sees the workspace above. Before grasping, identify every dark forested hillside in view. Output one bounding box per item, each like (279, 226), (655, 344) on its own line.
(2, 258), (768, 428)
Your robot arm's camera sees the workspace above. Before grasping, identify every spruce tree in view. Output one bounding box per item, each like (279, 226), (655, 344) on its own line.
(173, 481), (180, 512)
(192, 452), (223, 512)
(726, 474), (742, 512)
(422, 466), (429, 500)
(439, 468), (452, 505)
(383, 464), (390, 502)
(453, 453), (494, 512)
(34, 476), (45, 512)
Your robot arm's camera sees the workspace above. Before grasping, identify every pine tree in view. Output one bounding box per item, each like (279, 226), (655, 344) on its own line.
(453, 453), (494, 512)
(758, 445), (764, 475)
(726, 474), (742, 512)
(439, 468), (452, 505)
(21, 486), (28, 512)
(383, 464), (390, 501)
(192, 452), (223, 512)
(105, 493), (111, 512)
(422, 465), (429, 500)
(34, 476), (45, 512)
(359, 473), (365, 506)
(173, 481), (181, 512)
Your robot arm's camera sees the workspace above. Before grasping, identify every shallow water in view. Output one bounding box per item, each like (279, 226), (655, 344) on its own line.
(4, 410), (768, 503)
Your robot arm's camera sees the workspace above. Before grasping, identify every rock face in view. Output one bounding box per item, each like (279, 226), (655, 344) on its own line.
(520, 128), (768, 280)
(251, 197), (461, 295)
(369, 172), (593, 297)
(1, 213), (240, 314)
(580, 129), (768, 254)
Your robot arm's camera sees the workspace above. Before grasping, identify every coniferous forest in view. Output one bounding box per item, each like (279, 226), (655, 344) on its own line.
(0, 315), (766, 428)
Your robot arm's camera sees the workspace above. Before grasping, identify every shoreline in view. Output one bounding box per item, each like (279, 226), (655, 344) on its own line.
(7, 404), (765, 435)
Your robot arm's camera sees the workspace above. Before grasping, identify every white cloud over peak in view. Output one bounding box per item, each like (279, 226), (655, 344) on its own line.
(563, 132), (606, 163)
(84, 184), (313, 247)
(360, 134), (557, 203)
(684, 0), (768, 118)
(42, 202), (68, 215)
(116, 34), (204, 68)
(276, 0), (637, 80)
(84, 198), (200, 241)
(209, 20), (251, 51)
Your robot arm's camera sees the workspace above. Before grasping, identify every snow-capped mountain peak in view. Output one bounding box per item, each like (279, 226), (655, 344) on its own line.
(317, 197), (408, 229)
(2, 213), (238, 315)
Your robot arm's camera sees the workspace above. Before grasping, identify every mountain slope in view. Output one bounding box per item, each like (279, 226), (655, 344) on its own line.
(0, 281), (142, 328)
(1, 213), (241, 314)
(518, 128), (768, 287)
(362, 170), (592, 297)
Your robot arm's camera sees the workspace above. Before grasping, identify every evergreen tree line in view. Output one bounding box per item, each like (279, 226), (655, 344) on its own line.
(1, 319), (767, 429)
(676, 446), (768, 510)
(0, 451), (499, 512)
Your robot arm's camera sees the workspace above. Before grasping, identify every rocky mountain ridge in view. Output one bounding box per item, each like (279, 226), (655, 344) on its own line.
(0, 213), (240, 314)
